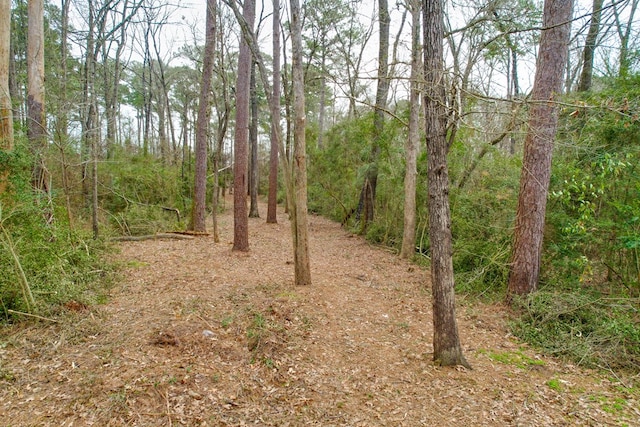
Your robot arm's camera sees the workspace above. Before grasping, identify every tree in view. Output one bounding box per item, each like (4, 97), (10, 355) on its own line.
(192, 0), (217, 232)
(290, 0), (311, 285)
(356, 0), (389, 230)
(302, 0), (350, 149)
(27, 0), (48, 197)
(211, 9), (233, 241)
(333, 1), (375, 119)
(423, 0), (469, 368)
(612, 0), (638, 77)
(232, 0), (255, 251)
(400, 0), (421, 259)
(266, 0), (281, 224)
(578, 0), (604, 91)
(507, 0), (574, 300)
(0, 0), (12, 195)
(249, 61), (260, 218)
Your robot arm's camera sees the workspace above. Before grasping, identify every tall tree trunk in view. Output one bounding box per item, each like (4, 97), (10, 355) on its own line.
(232, 0), (255, 251)
(290, 0), (311, 285)
(192, 0), (217, 233)
(212, 17), (230, 242)
(157, 91), (168, 161)
(0, 0), (12, 196)
(266, 0), (281, 224)
(142, 21), (152, 157)
(91, 104), (99, 238)
(317, 51), (326, 150)
(27, 0), (48, 198)
(56, 0), (73, 224)
(507, 0), (573, 300)
(249, 61), (260, 218)
(577, 0), (603, 91)
(400, 0), (421, 259)
(423, 0), (469, 368)
(357, 0), (389, 230)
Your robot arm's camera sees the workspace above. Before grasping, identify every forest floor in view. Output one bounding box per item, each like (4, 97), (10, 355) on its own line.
(1, 198), (639, 426)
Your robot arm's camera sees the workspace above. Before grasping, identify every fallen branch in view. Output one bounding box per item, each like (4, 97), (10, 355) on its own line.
(161, 206), (181, 222)
(7, 309), (58, 323)
(110, 233), (196, 242)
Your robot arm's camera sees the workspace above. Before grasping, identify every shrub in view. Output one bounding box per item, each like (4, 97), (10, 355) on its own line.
(511, 291), (640, 370)
(0, 142), (112, 321)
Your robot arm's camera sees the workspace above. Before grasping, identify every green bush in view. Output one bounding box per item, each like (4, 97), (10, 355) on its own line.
(100, 154), (187, 235)
(511, 291), (640, 370)
(0, 142), (113, 321)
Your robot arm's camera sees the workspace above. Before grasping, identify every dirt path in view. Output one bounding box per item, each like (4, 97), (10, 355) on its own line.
(1, 200), (638, 426)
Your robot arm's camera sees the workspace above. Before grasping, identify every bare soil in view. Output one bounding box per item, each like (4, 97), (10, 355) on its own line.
(1, 199), (638, 426)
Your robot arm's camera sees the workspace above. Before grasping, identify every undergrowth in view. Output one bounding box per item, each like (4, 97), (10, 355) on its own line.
(0, 142), (115, 322)
(510, 291), (640, 371)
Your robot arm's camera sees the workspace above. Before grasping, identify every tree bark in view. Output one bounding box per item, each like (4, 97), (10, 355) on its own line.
(0, 0), (12, 195)
(423, 0), (469, 368)
(212, 16), (231, 242)
(317, 51), (326, 149)
(192, 0), (217, 233)
(27, 0), (48, 196)
(508, 0), (573, 300)
(266, 0), (281, 224)
(232, 0), (255, 252)
(577, 0), (603, 91)
(249, 61), (260, 218)
(212, 18), (230, 243)
(290, 0), (311, 285)
(400, 0), (421, 259)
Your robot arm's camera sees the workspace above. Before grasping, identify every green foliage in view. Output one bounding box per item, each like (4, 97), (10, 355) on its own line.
(449, 144), (520, 297)
(308, 113), (375, 222)
(547, 76), (640, 296)
(511, 76), (640, 371)
(510, 291), (640, 370)
(479, 348), (546, 369)
(308, 109), (409, 247)
(100, 154), (188, 235)
(0, 143), (113, 321)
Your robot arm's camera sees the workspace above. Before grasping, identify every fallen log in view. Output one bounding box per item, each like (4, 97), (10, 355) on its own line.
(111, 233), (196, 242)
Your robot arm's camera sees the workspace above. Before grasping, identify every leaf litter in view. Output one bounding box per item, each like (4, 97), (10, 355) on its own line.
(0, 198), (638, 426)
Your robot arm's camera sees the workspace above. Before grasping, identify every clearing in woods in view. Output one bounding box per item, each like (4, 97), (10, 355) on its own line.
(1, 199), (638, 426)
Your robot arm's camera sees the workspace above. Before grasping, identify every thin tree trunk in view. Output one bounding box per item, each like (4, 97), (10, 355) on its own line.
(232, 0), (255, 251)
(401, 0), (421, 259)
(424, 0), (469, 368)
(266, 0), (281, 224)
(57, 0), (73, 224)
(91, 110), (99, 238)
(290, 0), (311, 286)
(317, 51), (326, 150)
(578, 0), (603, 91)
(0, 0), (12, 195)
(508, 0), (573, 300)
(192, 0), (217, 233)
(249, 61), (260, 218)
(613, 0), (638, 78)
(212, 17), (230, 242)
(27, 0), (48, 200)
